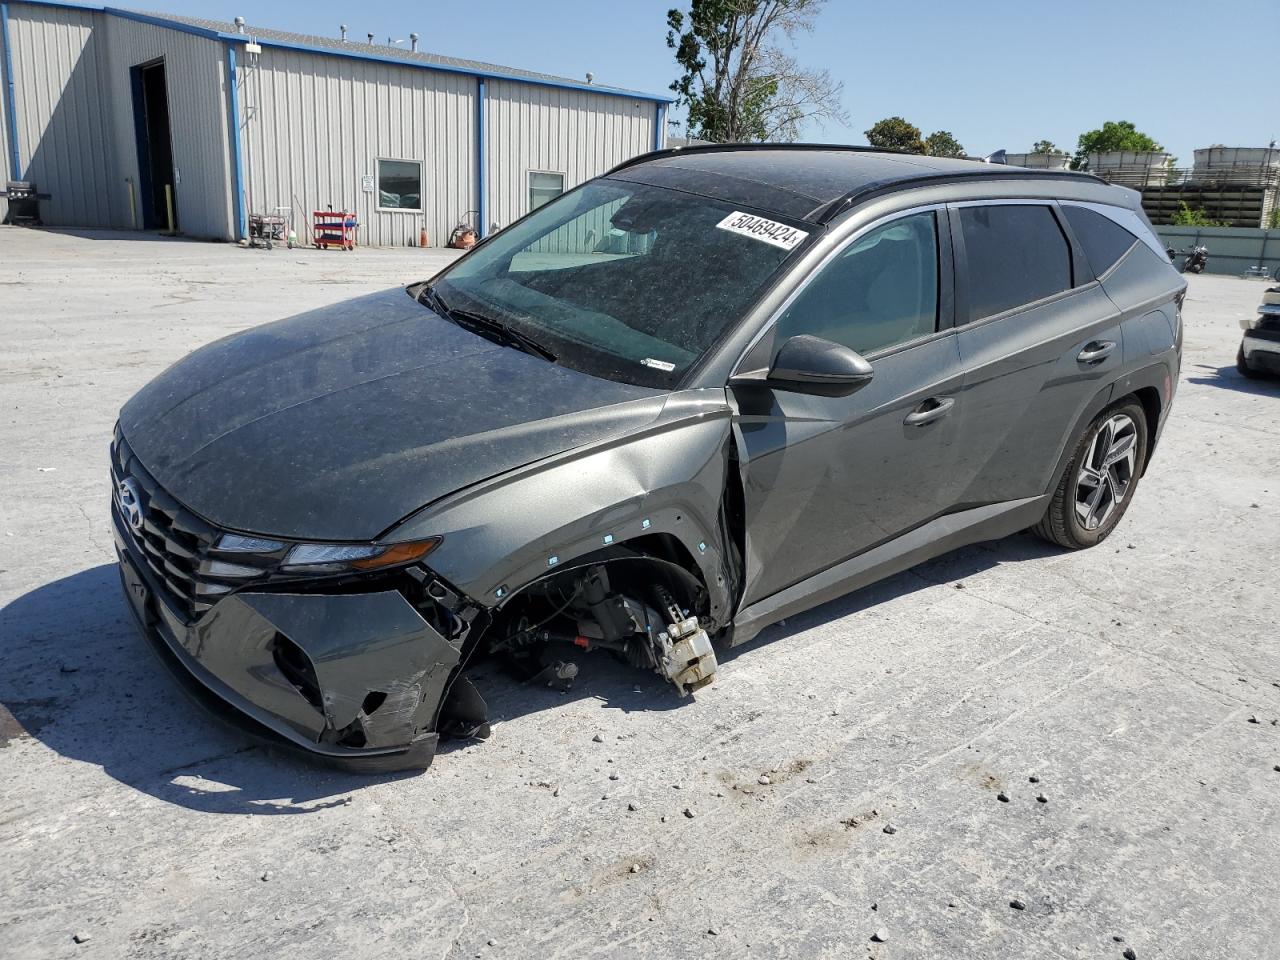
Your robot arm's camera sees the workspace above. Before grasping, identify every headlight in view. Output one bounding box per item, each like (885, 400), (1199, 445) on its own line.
(281, 538), (440, 573)
(218, 534), (287, 552)
(210, 533), (440, 577)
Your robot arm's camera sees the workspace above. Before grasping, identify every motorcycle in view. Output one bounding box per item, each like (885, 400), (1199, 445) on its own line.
(1180, 245), (1209, 274)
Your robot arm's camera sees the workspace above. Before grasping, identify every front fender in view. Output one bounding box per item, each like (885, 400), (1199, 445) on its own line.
(391, 390), (736, 623)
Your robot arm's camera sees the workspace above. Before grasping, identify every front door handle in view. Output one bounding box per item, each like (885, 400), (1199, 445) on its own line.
(1077, 340), (1117, 364)
(904, 396), (955, 426)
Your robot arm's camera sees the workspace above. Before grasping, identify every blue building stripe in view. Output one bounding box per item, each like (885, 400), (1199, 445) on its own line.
(1, 2), (21, 180)
(476, 76), (487, 239)
(225, 43), (246, 240)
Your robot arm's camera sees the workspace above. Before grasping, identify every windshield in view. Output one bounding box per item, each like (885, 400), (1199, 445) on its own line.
(429, 180), (812, 387)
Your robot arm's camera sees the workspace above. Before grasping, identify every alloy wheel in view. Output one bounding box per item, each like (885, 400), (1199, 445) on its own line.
(1074, 414), (1138, 531)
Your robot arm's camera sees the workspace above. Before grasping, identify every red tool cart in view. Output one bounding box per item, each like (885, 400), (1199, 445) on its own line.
(313, 210), (358, 250)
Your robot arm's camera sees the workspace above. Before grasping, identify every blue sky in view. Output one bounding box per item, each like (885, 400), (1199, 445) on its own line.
(154, 0), (1276, 164)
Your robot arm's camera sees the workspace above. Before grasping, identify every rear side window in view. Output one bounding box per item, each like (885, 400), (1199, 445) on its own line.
(1062, 205), (1139, 277)
(959, 205), (1071, 321)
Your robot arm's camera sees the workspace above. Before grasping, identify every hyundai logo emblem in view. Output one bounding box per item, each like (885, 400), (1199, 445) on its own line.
(117, 477), (145, 534)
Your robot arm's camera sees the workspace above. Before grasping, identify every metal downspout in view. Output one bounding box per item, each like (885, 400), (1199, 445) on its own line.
(476, 76), (487, 238)
(1, 3), (21, 180)
(225, 42), (247, 241)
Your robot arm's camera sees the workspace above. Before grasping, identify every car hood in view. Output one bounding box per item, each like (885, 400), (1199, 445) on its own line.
(119, 288), (664, 541)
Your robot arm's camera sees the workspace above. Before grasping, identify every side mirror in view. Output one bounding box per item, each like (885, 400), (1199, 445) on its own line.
(732, 334), (874, 397)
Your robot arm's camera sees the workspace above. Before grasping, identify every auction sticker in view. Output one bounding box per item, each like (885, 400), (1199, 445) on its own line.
(716, 211), (808, 250)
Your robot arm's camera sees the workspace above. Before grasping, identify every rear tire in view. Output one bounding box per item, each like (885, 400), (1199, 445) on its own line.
(1237, 344), (1261, 379)
(1033, 399), (1148, 550)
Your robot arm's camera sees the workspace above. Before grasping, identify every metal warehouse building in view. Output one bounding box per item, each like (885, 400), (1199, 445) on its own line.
(0, 2), (671, 245)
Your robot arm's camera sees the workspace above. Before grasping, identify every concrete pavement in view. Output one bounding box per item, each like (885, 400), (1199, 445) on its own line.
(1, 228), (1278, 960)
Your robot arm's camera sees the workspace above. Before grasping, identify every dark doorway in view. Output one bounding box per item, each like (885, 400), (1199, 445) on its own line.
(130, 59), (178, 231)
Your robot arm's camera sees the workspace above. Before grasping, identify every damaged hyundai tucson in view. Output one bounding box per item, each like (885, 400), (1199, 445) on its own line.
(112, 145), (1184, 771)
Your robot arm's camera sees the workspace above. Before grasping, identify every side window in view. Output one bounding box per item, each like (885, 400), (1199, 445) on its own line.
(529, 171), (565, 210)
(775, 211), (939, 357)
(1062, 205), (1139, 278)
(958, 205), (1071, 321)
(376, 159), (422, 211)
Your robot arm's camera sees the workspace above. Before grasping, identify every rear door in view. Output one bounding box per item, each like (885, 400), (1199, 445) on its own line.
(948, 201), (1124, 507)
(732, 208), (966, 607)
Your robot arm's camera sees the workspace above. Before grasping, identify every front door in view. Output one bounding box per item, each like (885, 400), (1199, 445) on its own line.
(731, 209), (966, 607)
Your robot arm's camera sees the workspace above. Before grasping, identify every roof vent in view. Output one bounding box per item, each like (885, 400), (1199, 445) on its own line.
(233, 16), (245, 34)
(367, 32), (375, 45)
(585, 71), (594, 84)
(340, 24), (347, 41)
(410, 32), (419, 52)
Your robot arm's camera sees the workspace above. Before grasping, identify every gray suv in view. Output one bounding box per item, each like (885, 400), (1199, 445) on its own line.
(111, 145), (1184, 771)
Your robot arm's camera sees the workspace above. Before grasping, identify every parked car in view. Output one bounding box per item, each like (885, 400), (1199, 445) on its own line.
(111, 145), (1185, 771)
(1238, 285), (1280, 377)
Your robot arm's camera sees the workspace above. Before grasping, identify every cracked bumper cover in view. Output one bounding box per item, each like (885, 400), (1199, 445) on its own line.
(113, 512), (461, 773)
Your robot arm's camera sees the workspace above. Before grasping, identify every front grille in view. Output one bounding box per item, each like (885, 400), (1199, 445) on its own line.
(110, 428), (271, 621)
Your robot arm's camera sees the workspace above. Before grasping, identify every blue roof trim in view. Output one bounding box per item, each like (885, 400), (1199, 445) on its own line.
(9, 0), (676, 103)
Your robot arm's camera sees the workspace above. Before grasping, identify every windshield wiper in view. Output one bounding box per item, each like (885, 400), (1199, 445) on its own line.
(418, 285), (557, 363)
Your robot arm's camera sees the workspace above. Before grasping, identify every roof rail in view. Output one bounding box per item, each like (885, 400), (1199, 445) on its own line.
(810, 168), (1109, 223)
(604, 141), (914, 177)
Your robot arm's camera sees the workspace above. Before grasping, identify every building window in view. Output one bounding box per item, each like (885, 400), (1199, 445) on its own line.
(377, 159), (423, 211)
(529, 171), (565, 211)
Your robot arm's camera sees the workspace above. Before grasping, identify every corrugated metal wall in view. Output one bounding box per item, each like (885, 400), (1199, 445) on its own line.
(239, 47), (476, 248)
(484, 80), (654, 232)
(100, 16), (235, 238)
(5, 3), (234, 237)
(3, 2), (664, 246)
(6, 4), (114, 227)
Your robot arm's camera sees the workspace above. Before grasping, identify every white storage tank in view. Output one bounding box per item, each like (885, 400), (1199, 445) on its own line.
(1192, 146), (1280, 184)
(1003, 152), (1072, 171)
(1087, 151), (1172, 187)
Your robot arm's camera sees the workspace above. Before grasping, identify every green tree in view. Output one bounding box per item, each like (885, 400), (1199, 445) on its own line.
(667, 0), (847, 143)
(923, 130), (965, 158)
(865, 116), (925, 154)
(1072, 121), (1163, 170)
(1170, 202), (1224, 228)
(1031, 139), (1060, 154)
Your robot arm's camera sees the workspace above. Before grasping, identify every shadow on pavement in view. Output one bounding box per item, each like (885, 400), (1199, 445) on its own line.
(0, 564), (414, 816)
(23, 226), (200, 243)
(1, 535), (1058, 813)
(1186, 362), (1279, 394)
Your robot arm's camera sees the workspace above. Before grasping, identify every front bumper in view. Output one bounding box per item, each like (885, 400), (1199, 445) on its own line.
(1241, 328), (1280, 375)
(112, 506), (460, 773)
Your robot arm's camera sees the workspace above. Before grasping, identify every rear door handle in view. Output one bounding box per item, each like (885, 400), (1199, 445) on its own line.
(1077, 340), (1116, 364)
(903, 396), (955, 426)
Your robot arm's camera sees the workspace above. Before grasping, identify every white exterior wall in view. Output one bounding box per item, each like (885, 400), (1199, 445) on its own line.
(4, 3), (234, 238)
(5, 4), (114, 227)
(484, 80), (655, 232)
(99, 16), (235, 238)
(240, 47), (476, 248)
(2, 2), (666, 246)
